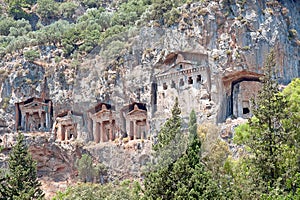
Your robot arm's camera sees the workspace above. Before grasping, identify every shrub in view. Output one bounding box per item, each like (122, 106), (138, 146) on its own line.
(288, 29), (298, 39)
(59, 2), (78, 19)
(242, 46), (250, 51)
(24, 50), (40, 61)
(2, 97), (10, 110)
(122, 137), (129, 143)
(36, 0), (59, 21)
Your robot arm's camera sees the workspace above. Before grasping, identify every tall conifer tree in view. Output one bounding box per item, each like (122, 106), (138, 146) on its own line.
(246, 49), (290, 192)
(144, 107), (218, 199)
(0, 133), (44, 200)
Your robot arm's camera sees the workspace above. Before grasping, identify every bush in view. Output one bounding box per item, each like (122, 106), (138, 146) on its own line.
(36, 0), (59, 21)
(8, 19), (32, 37)
(24, 50), (40, 61)
(76, 154), (95, 182)
(0, 17), (16, 36)
(59, 2), (78, 19)
(288, 29), (298, 39)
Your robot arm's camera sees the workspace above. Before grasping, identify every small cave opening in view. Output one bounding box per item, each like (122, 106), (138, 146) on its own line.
(171, 80), (176, 88)
(151, 82), (157, 114)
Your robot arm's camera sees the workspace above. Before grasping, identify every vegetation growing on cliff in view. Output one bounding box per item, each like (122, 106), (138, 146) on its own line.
(0, 0), (185, 58)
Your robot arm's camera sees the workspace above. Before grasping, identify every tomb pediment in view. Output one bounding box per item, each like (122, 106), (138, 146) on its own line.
(87, 102), (114, 114)
(94, 109), (113, 119)
(127, 109), (147, 116)
(23, 101), (47, 109)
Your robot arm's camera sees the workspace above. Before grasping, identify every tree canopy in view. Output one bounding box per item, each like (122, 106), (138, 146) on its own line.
(0, 133), (44, 200)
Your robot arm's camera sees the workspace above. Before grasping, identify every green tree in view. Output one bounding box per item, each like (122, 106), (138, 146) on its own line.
(8, 19), (32, 37)
(282, 78), (300, 196)
(58, 2), (78, 19)
(246, 50), (290, 191)
(231, 50), (300, 198)
(79, 0), (102, 9)
(144, 108), (219, 199)
(24, 49), (39, 62)
(0, 133), (44, 199)
(76, 154), (97, 183)
(53, 180), (141, 200)
(36, 0), (59, 22)
(0, 17), (16, 36)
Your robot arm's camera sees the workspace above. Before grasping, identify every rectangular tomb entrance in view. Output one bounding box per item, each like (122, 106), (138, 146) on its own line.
(15, 97), (53, 132)
(88, 103), (116, 143)
(125, 102), (148, 140)
(53, 110), (78, 141)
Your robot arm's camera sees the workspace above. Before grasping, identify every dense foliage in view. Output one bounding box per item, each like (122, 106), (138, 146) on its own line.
(0, 0), (191, 59)
(52, 180), (141, 200)
(0, 133), (44, 200)
(143, 104), (219, 199)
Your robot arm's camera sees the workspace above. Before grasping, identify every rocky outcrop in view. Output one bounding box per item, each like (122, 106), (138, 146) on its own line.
(85, 140), (152, 180)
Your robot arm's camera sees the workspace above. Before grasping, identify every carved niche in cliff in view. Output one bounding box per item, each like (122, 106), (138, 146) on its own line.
(15, 97), (53, 132)
(53, 110), (81, 142)
(87, 103), (116, 143)
(154, 51), (211, 116)
(122, 102), (149, 140)
(222, 71), (262, 119)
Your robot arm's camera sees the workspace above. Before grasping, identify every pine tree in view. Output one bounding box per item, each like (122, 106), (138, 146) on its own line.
(153, 97), (181, 151)
(143, 108), (219, 199)
(143, 97), (183, 199)
(0, 133), (44, 200)
(171, 110), (219, 199)
(246, 50), (291, 193)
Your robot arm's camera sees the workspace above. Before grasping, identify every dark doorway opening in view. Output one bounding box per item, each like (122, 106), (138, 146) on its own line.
(229, 77), (260, 117)
(243, 107), (250, 114)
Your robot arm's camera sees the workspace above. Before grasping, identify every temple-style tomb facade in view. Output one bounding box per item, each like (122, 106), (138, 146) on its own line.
(123, 102), (148, 140)
(15, 97), (53, 132)
(53, 110), (78, 141)
(87, 102), (116, 143)
(154, 51), (211, 116)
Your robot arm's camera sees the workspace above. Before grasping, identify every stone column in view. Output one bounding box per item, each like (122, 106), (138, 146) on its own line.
(15, 105), (20, 131)
(45, 112), (49, 130)
(93, 120), (99, 143)
(21, 114), (25, 131)
(141, 122), (145, 140)
(65, 128), (68, 141)
(57, 124), (62, 141)
(109, 120), (113, 141)
(25, 113), (29, 132)
(40, 112), (45, 129)
(100, 122), (105, 142)
(133, 120), (137, 140)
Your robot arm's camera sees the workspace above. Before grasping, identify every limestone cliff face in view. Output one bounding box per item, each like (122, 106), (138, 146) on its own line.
(0, 0), (299, 181)
(0, 1), (299, 198)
